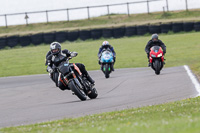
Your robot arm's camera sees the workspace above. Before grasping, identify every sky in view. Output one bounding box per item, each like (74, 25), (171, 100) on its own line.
(0, 0), (199, 26)
(0, 0), (147, 14)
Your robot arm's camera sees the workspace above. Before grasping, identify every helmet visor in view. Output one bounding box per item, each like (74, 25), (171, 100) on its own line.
(104, 45), (109, 48)
(153, 38), (158, 42)
(51, 49), (59, 53)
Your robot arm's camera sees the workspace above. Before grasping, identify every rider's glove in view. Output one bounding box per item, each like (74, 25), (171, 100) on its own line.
(71, 52), (78, 57)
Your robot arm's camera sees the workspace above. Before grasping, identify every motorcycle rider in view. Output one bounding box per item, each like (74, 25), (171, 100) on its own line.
(98, 41), (116, 71)
(145, 34), (166, 66)
(45, 42), (95, 90)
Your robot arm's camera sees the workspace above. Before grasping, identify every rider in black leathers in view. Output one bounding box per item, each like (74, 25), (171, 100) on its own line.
(145, 34), (166, 66)
(45, 42), (95, 90)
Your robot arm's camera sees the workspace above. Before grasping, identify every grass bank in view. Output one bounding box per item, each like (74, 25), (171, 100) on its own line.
(1, 96), (200, 133)
(1, 9), (200, 36)
(0, 31), (200, 77)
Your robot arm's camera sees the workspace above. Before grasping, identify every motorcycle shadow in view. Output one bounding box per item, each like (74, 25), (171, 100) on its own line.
(51, 100), (82, 105)
(51, 98), (100, 105)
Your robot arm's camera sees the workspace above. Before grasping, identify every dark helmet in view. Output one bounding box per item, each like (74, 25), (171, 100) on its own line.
(50, 42), (61, 55)
(152, 34), (158, 42)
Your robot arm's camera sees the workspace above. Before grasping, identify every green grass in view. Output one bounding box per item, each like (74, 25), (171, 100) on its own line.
(1, 10), (200, 133)
(0, 31), (200, 77)
(1, 96), (200, 133)
(2, 9), (200, 36)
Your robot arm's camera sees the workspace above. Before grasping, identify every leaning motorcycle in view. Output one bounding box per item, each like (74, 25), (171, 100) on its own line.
(149, 46), (165, 75)
(100, 50), (114, 78)
(56, 55), (98, 101)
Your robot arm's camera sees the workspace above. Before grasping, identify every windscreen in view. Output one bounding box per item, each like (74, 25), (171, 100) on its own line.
(151, 46), (161, 53)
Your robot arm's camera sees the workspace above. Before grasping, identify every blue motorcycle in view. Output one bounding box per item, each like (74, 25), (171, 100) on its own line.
(100, 50), (114, 78)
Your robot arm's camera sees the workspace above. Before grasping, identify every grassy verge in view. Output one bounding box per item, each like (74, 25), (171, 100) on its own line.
(1, 96), (200, 133)
(1, 9), (200, 36)
(0, 31), (200, 77)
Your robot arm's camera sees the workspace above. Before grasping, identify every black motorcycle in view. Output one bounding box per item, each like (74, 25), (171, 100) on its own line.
(52, 54), (98, 101)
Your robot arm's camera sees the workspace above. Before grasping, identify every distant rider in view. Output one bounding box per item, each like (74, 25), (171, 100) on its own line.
(45, 42), (95, 90)
(98, 41), (116, 71)
(145, 34), (166, 66)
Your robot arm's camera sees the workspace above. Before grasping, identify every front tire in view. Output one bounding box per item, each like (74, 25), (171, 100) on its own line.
(154, 60), (161, 75)
(105, 64), (110, 78)
(68, 80), (87, 101)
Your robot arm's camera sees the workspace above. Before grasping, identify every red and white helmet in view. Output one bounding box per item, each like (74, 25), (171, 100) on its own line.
(102, 41), (109, 46)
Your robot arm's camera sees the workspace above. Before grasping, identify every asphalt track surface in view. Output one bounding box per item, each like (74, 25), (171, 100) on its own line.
(0, 66), (199, 127)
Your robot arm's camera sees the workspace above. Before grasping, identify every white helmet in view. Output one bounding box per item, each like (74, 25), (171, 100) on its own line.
(102, 41), (109, 46)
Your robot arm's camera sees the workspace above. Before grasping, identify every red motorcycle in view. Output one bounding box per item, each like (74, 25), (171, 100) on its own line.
(149, 46), (165, 75)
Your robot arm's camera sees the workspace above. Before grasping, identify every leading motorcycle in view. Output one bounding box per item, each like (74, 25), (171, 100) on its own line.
(149, 46), (165, 75)
(53, 54), (98, 101)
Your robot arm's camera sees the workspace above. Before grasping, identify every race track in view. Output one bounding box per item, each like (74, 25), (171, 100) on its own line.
(0, 66), (199, 127)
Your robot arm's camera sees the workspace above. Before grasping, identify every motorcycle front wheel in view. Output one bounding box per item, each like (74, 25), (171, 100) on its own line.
(68, 80), (87, 101)
(105, 64), (110, 78)
(154, 60), (161, 75)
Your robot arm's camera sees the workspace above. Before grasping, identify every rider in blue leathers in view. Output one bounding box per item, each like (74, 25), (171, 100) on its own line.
(98, 41), (116, 71)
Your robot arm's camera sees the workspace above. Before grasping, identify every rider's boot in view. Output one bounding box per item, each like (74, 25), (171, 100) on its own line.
(49, 73), (54, 81)
(111, 63), (115, 71)
(148, 60), (151, 67)
(85, 73), (95, 85)
(85, 74), (95, 94)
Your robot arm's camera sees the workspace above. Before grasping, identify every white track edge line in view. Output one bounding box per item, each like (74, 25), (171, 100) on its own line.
(184, 65), (200, 96)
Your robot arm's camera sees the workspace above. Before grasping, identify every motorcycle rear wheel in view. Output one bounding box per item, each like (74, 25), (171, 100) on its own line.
(88, 88), (98, 99)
